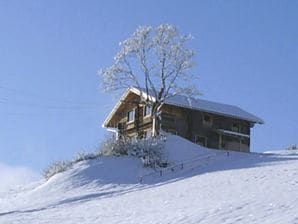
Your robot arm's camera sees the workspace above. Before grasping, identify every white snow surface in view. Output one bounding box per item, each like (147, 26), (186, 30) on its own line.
(134, 87), (264, 124)
(1, 135), (297, 224)
(164, 94), (264, 124)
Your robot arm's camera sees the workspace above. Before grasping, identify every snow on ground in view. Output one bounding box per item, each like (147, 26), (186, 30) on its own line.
(264, 149), (298, 156)
(1, 136), (298, 224)
(164, 135), (212, 163)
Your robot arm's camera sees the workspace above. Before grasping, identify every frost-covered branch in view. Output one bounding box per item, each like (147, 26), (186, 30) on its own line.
(99, 24), (199, 135)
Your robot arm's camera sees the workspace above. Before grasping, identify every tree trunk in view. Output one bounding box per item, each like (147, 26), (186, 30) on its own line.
(152, 102), (161, 137)
(152, 114), (161, 137)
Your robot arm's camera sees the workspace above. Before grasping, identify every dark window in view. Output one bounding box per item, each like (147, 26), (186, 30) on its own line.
(203, 114), (212, 125)
(127, 109), (135, 122)
(241, 123), (249, 134)
(143, 105), (152, 117)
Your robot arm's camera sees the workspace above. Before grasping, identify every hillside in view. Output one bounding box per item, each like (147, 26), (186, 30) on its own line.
(1, 136), (298, 224)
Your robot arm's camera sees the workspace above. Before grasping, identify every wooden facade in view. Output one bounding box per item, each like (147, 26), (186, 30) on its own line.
(104, 89), (262, 153)
(160, 104), (251, 152)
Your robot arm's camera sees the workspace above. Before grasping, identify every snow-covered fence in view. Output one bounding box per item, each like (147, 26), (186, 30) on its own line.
(138, 151), (229, 183)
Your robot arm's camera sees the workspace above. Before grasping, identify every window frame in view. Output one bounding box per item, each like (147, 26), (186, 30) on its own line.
(143, 105), (152, 117)
(127, 109), (136, 123)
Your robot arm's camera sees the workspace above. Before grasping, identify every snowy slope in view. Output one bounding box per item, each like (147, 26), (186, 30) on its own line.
(1, 136), (298, 224)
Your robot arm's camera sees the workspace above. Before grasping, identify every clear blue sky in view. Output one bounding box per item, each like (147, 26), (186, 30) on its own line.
(1, 0), (297, 172)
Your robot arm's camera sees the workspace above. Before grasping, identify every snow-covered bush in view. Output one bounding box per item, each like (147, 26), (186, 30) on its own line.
(129, 136), (168, 168)
(72, 151), (97, 163)
(43, 160), (71, 180)
(98, 135), (168, 168)
(43, 151), (99, 180)
(98, 136), (131, 156)
(43, 135), (168, 180)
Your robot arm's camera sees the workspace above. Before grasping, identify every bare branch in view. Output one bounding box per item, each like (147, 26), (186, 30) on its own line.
(99, 24), (198, 135)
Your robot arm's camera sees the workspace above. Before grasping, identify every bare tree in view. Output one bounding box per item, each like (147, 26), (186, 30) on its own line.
(100, 24), (198, 136)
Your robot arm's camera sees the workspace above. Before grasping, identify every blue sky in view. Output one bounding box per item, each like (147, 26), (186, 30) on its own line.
(0, 0), (297, 174)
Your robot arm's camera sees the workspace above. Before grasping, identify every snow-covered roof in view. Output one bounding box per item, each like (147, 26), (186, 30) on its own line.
(103, 87), (264, 127)
(164, 94), (264, 124)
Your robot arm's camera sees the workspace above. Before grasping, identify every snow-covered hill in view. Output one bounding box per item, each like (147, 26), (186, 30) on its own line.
(1, 136), (298, 224)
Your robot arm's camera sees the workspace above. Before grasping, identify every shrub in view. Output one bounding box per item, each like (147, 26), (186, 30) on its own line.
(43, 160), (72, 180)
(72, 151), (97, 163)
(98, 135), (168, 169)
(44, 135), (169, 180)
(130, 136), (168, 168)
(43, 150), (99, 180)
(98, 135), (131, 156)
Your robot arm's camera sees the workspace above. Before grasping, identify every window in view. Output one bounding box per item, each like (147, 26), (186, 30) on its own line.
(143, 105), (152, 117)
(127, 109), (135, 122)
(203, 114), (212, 126)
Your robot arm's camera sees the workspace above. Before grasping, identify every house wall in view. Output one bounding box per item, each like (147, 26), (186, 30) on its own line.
(107, 93), (252, 152)
(160, 104), (251, 152)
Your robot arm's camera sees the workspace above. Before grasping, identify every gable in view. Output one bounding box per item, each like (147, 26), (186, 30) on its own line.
(103, 91), (141, 128)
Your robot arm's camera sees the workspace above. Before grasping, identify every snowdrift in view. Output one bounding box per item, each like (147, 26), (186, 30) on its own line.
(42, 135), (212, 190)
(1, 135), (298, 224)
(164, 135), (213, 163)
